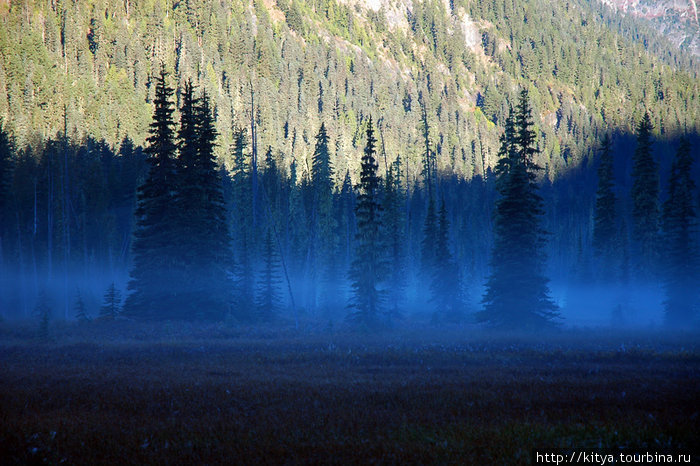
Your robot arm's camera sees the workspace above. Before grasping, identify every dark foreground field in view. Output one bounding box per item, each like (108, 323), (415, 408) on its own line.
(1, 322), (698, 465)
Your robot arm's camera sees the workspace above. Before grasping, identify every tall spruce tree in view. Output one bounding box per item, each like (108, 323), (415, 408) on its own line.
(631, 112), (659, 279)
(175, 83), (232, 320)
(661, 138), (698, 327)
(0, 125), (13, 266)
(256, 229), (282, 322)
(431, 198), (463, 323)
(231, 128), (255, 321)
(348, 117), (386, 326)
(477, 90), (559, 330)
(592, 134), (618, 279)
(310, 123), (337, 313)
(124, 66), (179, 320)
(383, 155), (406, 320)
(99, 282), (122, 321)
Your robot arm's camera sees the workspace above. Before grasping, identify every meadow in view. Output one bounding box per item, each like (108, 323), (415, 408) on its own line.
(1, 321), (698, 465)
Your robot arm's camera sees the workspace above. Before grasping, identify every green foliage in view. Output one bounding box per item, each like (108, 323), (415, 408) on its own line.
(478, 90), (559, 330)
(124, 67), (180, 320)
(631, 113), (660, 279)
(348, 117), (386, 327)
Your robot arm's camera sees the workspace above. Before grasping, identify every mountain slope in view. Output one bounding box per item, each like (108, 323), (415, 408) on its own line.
(0, 0), (697, 184)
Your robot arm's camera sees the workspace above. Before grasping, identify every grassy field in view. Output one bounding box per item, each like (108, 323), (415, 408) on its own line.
(1, 321), (698, 465)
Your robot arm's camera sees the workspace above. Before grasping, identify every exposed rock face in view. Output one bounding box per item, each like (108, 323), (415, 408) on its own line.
(599, 0), (699, 55)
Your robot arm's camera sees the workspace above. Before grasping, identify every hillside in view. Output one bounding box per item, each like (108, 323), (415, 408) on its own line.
(0, 0), (698, 184)
(600, 0), (700, 56)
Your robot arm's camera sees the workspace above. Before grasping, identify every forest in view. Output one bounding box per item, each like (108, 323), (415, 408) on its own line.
(0, 0), (698, 329)
(0, 0), (699, 462)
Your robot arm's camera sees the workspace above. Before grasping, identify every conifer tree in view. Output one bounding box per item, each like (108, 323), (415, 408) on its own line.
(0, 125), (13, 265)
(99, 282), (122, 321)
(74, 289), (90, 323)
(175, 85), (232, 320)
(35, 291), (51, 341)
(348, 117), (386, 326)
(593, 134), (618, 279)
(383, 155), (406, 319)
(631, 112), (659, 279)
(231, 128), (255, 321)
(478, 90), (559, 330)
(125, 66), (179, 320)
(256, 229), (282, 322)
(431, 198), (463, 323)
(421, 197), (438, 277)
(661, 138), (698, 327)
(310, 123), (336, 313)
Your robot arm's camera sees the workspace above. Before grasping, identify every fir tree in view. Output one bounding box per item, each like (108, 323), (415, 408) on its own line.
(421, 196), (438, 277)
(631, 112), (659, 279)
(35, 291), (51, 341)
(478, 90), (559, 330)
(74, 289), (90, 323)
(256, 229), (282, 322)
(99, 282), (122, 321)
(310, 123), (337, 313)
(348, 117), (386, 327)
(175, 85), (232, 320)
(124, 66), (179, 320)
(383, 155), (406, 320)
(592, 134), (618, 279)
(661, 138), (698, 327)
(431, 198), (464, 323)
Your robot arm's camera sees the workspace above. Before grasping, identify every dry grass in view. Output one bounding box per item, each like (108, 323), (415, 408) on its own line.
(1, 321), (698, 464)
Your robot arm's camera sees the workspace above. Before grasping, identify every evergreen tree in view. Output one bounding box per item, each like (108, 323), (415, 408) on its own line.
(230, 128), (255, 321)
(310, 123), (336, 313)
(124, 66), (179, 320)
(256, 229), (282, 322)
(35, 291), (51, 341)
(74, 289), (90, 323)
(0, 125), (13, 266)
(431, 198), (464, 323)
(348, 117), (386, 327)
(421, 196), (438, 277)
(631, 112), (659, 279)
(99, 282), (122, 321)
(592, 134), (617, 279)
(661, 138), (698, 327)
(175, 85), (232, 320)
(383, 155), (406, 320)
(478, 90), (559, 330)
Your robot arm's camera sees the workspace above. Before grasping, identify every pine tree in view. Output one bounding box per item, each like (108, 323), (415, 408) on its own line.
(100, 282), (122, 321)
(348, 117), (386, 327)
(431, 198), (464, 323)
(477, 90), (559, 330)
(74, 289), (90, 323)
(256, 229), (282, 322)
(592, 134), (618, 279)
(631, 112), (659, 279)
(124, 66), (179, 320)
(661, 138), (698, 327)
